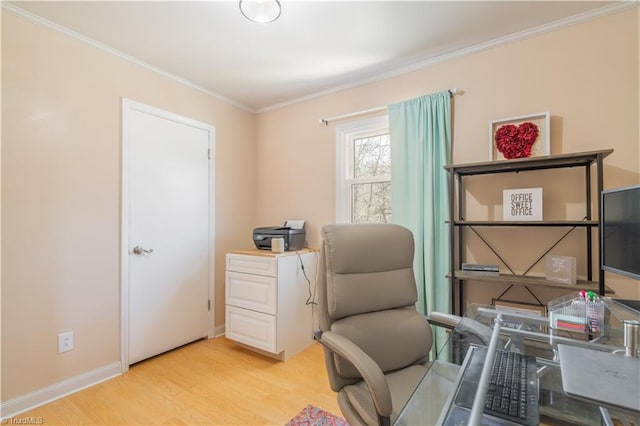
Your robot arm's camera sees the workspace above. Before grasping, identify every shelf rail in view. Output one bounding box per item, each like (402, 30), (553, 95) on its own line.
(446, 150), (613, 315)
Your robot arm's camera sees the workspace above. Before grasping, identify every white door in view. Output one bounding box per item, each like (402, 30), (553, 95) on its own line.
(122, 99), (214, 366)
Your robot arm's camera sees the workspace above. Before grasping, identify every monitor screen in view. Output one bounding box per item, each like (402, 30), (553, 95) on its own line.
(601, 185), (640, 280)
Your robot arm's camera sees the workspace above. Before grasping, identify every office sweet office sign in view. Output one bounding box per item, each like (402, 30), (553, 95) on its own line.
(503, 187), (543, 221)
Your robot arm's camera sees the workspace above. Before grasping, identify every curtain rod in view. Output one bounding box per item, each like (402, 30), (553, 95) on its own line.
(319, 88), (460, 126)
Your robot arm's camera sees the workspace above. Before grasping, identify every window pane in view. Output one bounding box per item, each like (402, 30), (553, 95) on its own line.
(351, 182), (391, 223)
(353, 134), (390, 178)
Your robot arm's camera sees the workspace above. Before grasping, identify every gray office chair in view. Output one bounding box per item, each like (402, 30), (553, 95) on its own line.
(316, 223), (480, 426)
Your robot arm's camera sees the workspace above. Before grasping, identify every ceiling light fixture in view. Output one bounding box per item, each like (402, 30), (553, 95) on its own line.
(239, 0), (281, 24)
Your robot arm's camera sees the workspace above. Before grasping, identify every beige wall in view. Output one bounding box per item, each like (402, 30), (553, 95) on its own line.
(2, 3), (639, 408)
(256, 9), (639, 304)
(1, 11), (255, 401)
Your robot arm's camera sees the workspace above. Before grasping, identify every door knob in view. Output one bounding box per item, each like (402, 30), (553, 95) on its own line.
(133, 246), (154, 255)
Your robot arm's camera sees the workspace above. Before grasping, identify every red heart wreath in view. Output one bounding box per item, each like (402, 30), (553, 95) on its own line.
(494, 122), (539, 159)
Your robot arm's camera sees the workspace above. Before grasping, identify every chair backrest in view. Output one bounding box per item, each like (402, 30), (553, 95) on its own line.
(318, 223), (433, 390)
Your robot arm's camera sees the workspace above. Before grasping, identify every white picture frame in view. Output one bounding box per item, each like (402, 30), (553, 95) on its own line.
(489, 112), (550, 161)
(503, 187), (543, 221)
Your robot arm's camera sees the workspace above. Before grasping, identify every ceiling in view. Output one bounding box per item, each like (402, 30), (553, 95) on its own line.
(6, 1), (628, 112)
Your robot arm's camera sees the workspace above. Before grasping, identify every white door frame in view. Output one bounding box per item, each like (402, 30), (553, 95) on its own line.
(120, 98), (215, 372)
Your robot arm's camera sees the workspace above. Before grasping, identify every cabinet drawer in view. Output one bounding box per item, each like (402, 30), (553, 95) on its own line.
(226, 254), (277, 277)
(225, 305), (277, 353)
(226, 271), (277, 315)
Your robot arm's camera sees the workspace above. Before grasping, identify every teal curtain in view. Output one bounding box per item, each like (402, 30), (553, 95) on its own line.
(389, 91), (451, 358)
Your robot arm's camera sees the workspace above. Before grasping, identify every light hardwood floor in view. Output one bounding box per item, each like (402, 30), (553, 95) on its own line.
(18, 337), (342, 425)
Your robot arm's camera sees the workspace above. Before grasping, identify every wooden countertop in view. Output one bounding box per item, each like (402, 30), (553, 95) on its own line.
(230, 248), (318, 257)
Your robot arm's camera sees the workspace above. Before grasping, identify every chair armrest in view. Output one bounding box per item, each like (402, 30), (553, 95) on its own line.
(426, 312), (462, 330)
(319, 331), (392, 418)
(427, 312), (493, 345)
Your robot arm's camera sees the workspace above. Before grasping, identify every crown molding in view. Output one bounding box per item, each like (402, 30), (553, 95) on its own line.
(257, 1), (638, 113)
(1, 2), (256, 113)
(3, 1), (636, 115)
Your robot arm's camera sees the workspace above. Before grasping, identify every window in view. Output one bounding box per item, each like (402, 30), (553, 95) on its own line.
(336, 116), (391, 223)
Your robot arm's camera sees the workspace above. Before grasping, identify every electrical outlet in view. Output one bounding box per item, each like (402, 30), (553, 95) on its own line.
(58, 331), (74, 353)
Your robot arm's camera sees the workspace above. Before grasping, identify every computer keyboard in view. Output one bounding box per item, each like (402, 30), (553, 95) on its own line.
(485, 351), (536, 422)
(453, 347), (539, 426)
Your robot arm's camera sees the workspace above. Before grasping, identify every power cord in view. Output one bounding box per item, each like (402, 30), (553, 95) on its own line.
(311, 250), (319, 333)
(296, 250), (320, 336)
(296, 250), (316, 306)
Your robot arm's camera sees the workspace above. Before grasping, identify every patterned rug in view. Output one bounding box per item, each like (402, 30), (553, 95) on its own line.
(286, 404), (349, 426)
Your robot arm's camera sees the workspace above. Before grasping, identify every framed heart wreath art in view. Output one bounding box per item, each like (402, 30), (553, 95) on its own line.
(489, 112), (550, 161)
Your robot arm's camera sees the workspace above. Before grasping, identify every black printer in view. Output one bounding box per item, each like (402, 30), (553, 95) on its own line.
(253, 226), (306, 251)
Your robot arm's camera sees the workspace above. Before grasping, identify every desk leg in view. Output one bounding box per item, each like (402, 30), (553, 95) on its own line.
(598, 407), (614, 426)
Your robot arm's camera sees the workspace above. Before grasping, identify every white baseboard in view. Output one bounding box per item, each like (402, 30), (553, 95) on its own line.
(1, 361), (122, 420)
(213, 323), (225, 338)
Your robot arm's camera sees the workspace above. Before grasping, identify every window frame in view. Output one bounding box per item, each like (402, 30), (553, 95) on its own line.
(335, 115), (390, 223)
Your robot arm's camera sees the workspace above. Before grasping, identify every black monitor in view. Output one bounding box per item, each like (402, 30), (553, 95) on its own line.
(600, 184), (640, 280)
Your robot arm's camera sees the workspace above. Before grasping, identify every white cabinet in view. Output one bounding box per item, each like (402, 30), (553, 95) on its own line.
(225, 249), (317, 361)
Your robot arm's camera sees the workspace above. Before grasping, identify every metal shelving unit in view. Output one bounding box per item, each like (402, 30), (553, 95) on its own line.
(445, 149), (613, 315)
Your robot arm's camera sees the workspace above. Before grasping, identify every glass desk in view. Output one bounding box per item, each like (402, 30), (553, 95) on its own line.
(394, 297), (640, 426)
